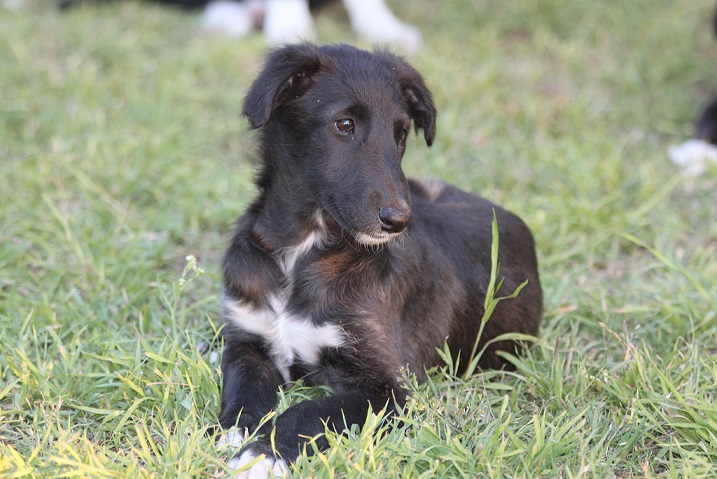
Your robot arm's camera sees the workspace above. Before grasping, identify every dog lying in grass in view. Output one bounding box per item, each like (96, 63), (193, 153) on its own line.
(218, 43), (543, 477)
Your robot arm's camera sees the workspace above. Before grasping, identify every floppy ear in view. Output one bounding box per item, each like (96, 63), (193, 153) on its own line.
(392, 56), (437, 146)
(242, 43), (329, 129)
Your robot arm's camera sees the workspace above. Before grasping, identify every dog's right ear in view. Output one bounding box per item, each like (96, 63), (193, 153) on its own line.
(243, 43), (328, 129)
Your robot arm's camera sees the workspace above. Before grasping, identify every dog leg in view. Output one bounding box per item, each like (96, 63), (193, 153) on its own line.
(229, 384), (404, 476)
(341, 0), (421, 52)
(264, 0), (315, 45)
(218, 340), (284, 449)
(202, 0), (263, 38)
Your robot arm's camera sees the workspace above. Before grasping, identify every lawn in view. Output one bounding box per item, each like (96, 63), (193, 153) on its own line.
(1, 0), (716, 477)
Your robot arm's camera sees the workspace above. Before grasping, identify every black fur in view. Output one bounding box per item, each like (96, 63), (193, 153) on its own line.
(696, 97), (717, 145)
(694, 4), (717, 145)
(220, 43), (542, 470)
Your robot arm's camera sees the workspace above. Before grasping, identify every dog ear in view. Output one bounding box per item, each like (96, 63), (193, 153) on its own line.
(392, 57), (437, 146)
(242, 43), (328, 129)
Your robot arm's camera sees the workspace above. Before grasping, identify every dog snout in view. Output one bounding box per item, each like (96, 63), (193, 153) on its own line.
(378, 206), (412, 233)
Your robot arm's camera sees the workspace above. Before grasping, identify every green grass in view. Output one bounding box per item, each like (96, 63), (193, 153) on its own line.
(1, 0), (717, 477)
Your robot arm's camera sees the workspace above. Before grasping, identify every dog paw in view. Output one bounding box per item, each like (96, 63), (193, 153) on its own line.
(264, 0), (315, 45)
(342, 0), (422, 52)
(217, 429), (248, 452)
(228, 449), (288, 479)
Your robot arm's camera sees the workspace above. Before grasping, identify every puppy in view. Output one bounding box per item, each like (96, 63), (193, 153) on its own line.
(219, 43), (542, 477)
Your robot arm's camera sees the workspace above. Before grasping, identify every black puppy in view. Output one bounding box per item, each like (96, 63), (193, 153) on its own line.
(219, 43), (542, 476)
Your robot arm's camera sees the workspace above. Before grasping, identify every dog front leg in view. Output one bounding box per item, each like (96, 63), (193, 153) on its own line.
(218, 339), (284, 451)
(228, 384), (405, 477)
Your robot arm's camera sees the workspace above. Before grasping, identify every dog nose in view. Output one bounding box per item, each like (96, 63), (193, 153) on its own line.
(379, 207), (411, 233)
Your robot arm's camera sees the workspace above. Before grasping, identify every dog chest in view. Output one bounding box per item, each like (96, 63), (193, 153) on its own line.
(223, 295), (344, 382)
(223, 223), (345, 382)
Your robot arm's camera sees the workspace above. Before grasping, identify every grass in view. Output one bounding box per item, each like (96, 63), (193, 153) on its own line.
(1, 0), (716, 477)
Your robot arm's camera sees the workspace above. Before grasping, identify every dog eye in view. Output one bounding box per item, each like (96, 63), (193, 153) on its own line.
(335, 119), (355, 134)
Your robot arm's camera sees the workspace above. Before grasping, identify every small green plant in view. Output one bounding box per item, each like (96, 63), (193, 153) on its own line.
(157, 254), (205, 332)
(462, 210), (530, 380)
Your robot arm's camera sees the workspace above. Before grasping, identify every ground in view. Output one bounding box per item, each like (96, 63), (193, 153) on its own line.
(1, 0), (716, 477)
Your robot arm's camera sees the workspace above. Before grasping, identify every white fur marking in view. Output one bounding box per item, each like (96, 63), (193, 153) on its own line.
(224, 297), (275, 338)
(223, 301), (344, 381)
(267, 292), (344, 382)
(354, 231), (395, 246)
(280, 314), (344, 366)
(228, 451), (288, 479)
(278, 212), (326, 276)
(223, 218), (343, 382)
(341, 0), (422, 52)
(279, 231), (320, 276)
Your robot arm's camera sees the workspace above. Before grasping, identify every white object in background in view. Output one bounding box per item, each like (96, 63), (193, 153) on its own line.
(203, 0), (315, 44)
(668, 139), (717, 176)
(3, 0), (23, 10)
(202, 0), (420, 51)
(264, 0), (316, 44)
(342, 0), (421, 52)
(203, 0), (262, 38)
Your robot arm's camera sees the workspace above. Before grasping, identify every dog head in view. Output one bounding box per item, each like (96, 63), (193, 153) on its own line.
(243, 43), (437, 246)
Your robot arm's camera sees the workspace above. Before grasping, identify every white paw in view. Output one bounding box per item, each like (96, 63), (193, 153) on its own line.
(217, 429), (247, 452)
(202, 1), (258, 38)
(228, 451), (288, 479)
(209, 350), (219, 365)
(668, 139), (717, 176)
(264, 0), (315, 45)
(342, 0), (422, 52)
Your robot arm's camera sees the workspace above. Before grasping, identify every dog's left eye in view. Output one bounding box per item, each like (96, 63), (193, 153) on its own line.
(335, 119), (355, 134)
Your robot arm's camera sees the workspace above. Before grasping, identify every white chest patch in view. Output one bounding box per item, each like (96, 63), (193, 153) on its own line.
(223, 217), (344, 382)
(224, 296), (344, 382)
